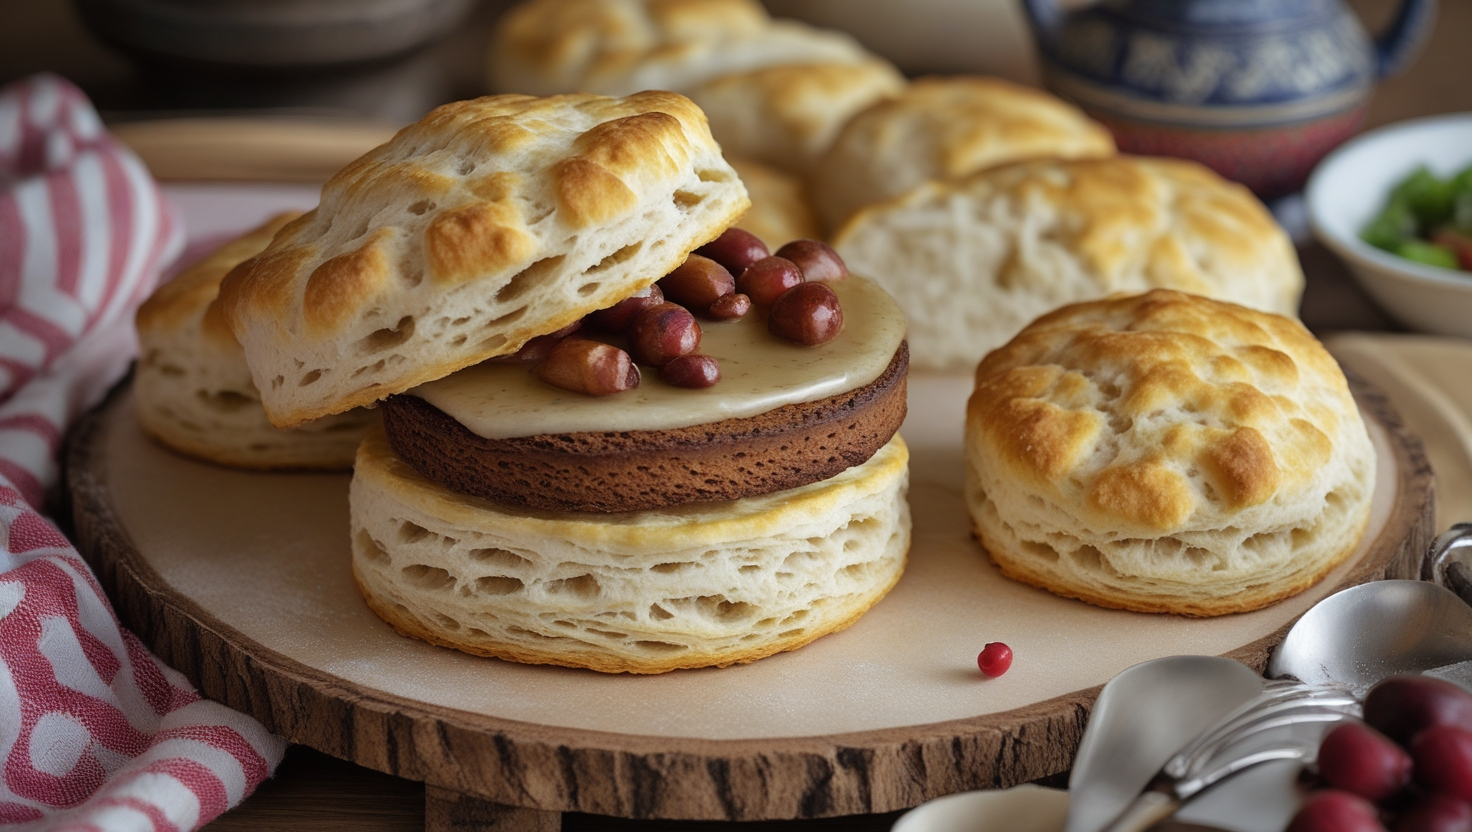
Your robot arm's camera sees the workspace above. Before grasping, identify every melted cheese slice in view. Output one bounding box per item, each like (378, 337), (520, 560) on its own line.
(411, 276), (907, 439)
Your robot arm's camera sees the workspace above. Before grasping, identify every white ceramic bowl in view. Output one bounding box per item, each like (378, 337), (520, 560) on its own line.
(1306, 113), (1472, 337)
(891, 785), (1069, 832)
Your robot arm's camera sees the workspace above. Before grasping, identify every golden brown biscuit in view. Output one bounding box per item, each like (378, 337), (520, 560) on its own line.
(834, 156), (1305, 371)
(812, 76), (1116, 232)
(488, 0), (872, 96)
(220, 91), (749, 427)
(350, 427), (911, 673)
(691, 60), (906, 174)
(728, 155), (820, 247)
(964, 290), (1375, 617)
(134, 214), (375, 470)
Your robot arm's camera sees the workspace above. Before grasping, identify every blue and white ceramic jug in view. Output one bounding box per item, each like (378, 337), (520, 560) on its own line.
(1022, 0), (1436, 197)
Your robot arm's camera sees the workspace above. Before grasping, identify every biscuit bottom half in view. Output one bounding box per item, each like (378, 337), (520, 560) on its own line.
(349, 427), (911, 674)
(964, 453), (1374, 617)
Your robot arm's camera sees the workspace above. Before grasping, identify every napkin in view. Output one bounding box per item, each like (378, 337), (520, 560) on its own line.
(0, 74), (284, 829)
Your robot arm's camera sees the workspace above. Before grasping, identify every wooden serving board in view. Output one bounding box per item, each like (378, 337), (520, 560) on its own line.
(62, 370), (1432, 827)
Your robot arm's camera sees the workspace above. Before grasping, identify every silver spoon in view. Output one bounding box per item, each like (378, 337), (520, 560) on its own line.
(1268, 523), (1472, 689)
(1070, 524), (1472, 832)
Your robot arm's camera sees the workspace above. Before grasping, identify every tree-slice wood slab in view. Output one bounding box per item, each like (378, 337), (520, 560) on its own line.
(63, 373), (1432, 823)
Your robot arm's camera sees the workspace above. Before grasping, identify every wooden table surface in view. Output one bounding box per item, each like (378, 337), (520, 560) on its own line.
(218, 1), (1468, 829)
(7, 0), (1460, 828)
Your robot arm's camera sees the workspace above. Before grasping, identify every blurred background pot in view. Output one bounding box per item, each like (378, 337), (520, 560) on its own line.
(760, 0), (1039, 85)
(75, 0), (477, 71)
(1021, 0), (1438, 198)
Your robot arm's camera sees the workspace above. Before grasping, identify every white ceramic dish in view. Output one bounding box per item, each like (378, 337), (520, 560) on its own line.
(891, 785), (1069, 832)
(1305, 113), (1472, 337)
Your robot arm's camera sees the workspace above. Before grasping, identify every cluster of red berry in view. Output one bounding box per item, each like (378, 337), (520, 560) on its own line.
(1289, 676), (1472, 831)
(500, 229), (850, 397)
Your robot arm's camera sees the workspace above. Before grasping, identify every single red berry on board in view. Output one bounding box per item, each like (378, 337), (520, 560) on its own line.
(1319, 722), (1413, 801)
(1287, 790), (1387, 832)
(977, 642), (1012, 678)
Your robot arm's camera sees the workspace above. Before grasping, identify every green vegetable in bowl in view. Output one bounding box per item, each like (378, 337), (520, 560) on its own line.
(1362, 164), (1472, 272)
(1395, 239), (1459, 269)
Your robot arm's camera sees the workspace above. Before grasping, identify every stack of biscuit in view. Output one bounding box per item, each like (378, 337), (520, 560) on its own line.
(494, 0), (1310, 376)
(487, 0), (906, 248)
(134, 213), (376, 470)
(217, 91), (914, 673)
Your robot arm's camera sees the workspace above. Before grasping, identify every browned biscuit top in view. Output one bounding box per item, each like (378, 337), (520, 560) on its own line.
(380, 342), (907, 513)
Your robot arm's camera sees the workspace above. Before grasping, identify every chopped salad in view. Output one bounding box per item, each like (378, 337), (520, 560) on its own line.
(1361, 164), (1472, 272)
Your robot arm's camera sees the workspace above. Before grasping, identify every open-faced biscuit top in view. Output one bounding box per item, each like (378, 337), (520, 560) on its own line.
(220, 91), (749, 427)
(972, 290), (1360, 533)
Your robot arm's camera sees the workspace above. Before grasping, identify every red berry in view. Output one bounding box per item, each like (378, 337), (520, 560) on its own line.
(659, 254), (734, 310)
(1396, 792), (1472, 832)
(736, 256), (804, 307)
(977, 642), (1012, 678)
(586, 285), (663, 333)
(768, 282), (843, 346)
(659, 355), (720, 389)
(696, 228), (769, 276)
(1319, 722), (1413, 801)
(775, 239), (848, 282)
(1287, 790), (1387, 832)
(1367, 676), (1472, 745)
(1413, 725), (1472, 801)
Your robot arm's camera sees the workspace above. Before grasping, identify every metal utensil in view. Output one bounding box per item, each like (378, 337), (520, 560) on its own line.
(1071, 524), (1472, 832)
(1064, 657), (1266, 832)
(1099, 681), (1359, 832)
(1269, 524), (1472, 689)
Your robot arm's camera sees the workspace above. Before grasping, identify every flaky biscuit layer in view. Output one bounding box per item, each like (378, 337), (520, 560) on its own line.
(220, 91), (748, 427)
(488, 0), (871, 97)
(835, 156), (1305, 371)
(134, 214), (374, 470)
(691, 60), (905, 174)
(813, 76), (1116, 232)
(350, 428), (911, 673)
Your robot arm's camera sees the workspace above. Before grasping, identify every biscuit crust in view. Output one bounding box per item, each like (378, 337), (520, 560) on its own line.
(381, 343), (908, 513)
(964, 290), (1375, 616)
(134, 214), (375, 470)
(834, 156), (1306, 371)
(488, 0), (872, 97)
(813, 76), (1116, 232)
(692, 60), (906, 174)
(350, 428), (911, 674)
(220, 91), (749, 428)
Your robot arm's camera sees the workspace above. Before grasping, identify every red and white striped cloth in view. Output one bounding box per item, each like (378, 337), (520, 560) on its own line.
(0, 75), (285, 830)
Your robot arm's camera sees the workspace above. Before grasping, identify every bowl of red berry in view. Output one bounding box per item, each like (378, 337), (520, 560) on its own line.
(1289, 674), (1472, 831)
(1306, 114), (1472, 338)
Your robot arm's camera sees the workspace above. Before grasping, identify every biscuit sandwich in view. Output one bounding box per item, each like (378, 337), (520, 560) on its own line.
(219, 91), (913, 673)
(135, 213), (376, 470)
(964, 290), (1374, 616)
